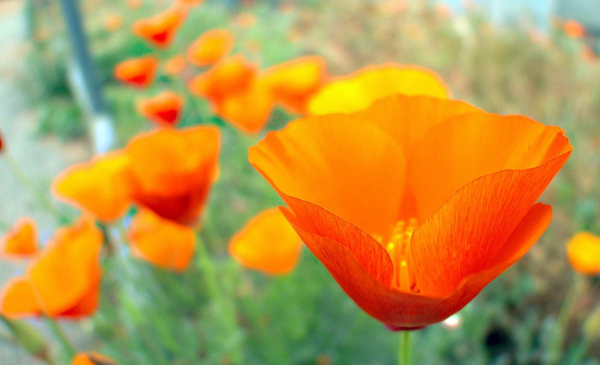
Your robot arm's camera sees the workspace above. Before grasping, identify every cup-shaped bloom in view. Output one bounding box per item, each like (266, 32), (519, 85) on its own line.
(114, 56), (158, 88)
(0, 218), (38, 259)
(263, 56), (328, 114)
(212, 77), (276, 134)
(72, 353), (117, 365)
(307, 64), (448, 116)
(187, 29), (234, 67)
(137, 91), (184, 126)
(229, 208), (302, 275)
(132, 6), (187, 48)
(249, 95), (572, 329)
(567, 232), (600, 276)
(0, 218), (103, 318)
(103, 14), (123, 32)
(128, 209), (196, 272)
(53, 152), (132, 222)
(189, 55), (257, 101)
(164, 54), (186, 76)
(125, 125), (220, 225)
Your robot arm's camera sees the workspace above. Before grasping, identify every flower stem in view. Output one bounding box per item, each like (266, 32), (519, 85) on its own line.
(195, 235), (243, 364)
(45, 317), (75, 361)
(399, 331), (411, 365)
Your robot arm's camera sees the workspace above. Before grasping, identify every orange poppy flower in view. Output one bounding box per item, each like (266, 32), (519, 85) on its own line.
(230, 208), (302, 275)
(0, 218), (38, 259)
(212, 77), (275, 134)
(187, 29), (235, 67)
(126, 0), (142, 9)
(114, 56), (158, 88)
(563, 20), (586, 39)
(138, 91), (184, 126)
(189, 55), (257, 101)
(0, 131), (4, 152)
(132, 6), (187, 48)
(249, 95), (572, 330)
(567, 232), (600, 276)
(128, 209), (196, 272)
(235, 12), (257, 29)
(307, 64), (449, 116)
(0, 218), (103, 318)
(53, 152), (132, 222)
(164, 54), (186, 76)
(125, 125), (220, 225)
(72, 353), (117, 365)
(176, 0), (204, 7)
(263, 56), (328, 114)
(103, 14), (123, 32)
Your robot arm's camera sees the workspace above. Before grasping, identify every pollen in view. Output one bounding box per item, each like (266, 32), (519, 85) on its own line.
(384, 218), (419, 293)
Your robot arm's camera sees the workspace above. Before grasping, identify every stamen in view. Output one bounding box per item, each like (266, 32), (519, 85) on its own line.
(383, 218), (419, 293)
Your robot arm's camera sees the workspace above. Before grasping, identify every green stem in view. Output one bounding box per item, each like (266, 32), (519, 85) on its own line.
(548, 275), (583, 364)
(196, 235), (243, 364)
(399, 331), (411, 365)
(45, 317), (76, 361)
(4, 153), (62, 219)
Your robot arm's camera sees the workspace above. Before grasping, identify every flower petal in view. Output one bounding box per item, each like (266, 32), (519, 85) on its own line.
(128, 209), (197, 272)
(307, 64), (449, 115)
(187, 29), (234, 67)
(410, 148), (571, 297)
(229, 208), (302, 275)
(249, 114), (406, 236)
(409, 113), (573, 220)
(53, 152), (132, 222)
(282, 203), (551, 329)
(0, 277), (41, 318)
(27, 218), (102, 316)
(0, 218), (38, 258)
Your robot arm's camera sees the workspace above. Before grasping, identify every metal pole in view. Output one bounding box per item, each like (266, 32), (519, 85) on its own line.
(58, 0), (114, 153)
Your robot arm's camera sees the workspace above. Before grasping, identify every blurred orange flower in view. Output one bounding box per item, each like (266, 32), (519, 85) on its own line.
(132, 6), (187, 48)
(53, 152), (132, 222)
(212, 77), (275, 134)
(263, 56), (328, 114)
(128, 209), (196, 272)
(563, 20), (586, 39)
(250, 95), (572, 329)
(72, 353), (117, 365)
(0, 218), (38, 259)
(229, 208), (302, 275)
(114, 56), (158, 88)
(307, 64), (449, 115)
(103, 14), (123, 32)
(126, 0), (142, 9)
(164, 54), (186, 76)
(0, 218), (102, 318)
(138, 91), (184, 126)
(0, 131), (4, 152)
(189, 55), (257, 101)
(125, 125), (220, 225)
(176, 0), (204, 7)
(187, 29), (235, 67)
(567, 232), (600, 276)
(234, 12), (257, 28)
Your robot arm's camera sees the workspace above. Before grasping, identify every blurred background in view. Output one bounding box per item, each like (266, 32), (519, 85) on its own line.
(0, 0), (599, 364)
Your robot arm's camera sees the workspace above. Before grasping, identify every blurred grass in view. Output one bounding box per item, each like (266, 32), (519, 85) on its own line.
(12, 0), (600, 364)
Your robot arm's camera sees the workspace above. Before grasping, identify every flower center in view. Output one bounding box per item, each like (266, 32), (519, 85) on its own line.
(381, 218), (420, 293)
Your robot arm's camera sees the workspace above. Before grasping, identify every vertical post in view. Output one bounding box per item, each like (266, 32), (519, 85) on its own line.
(58, 0), (114, 153)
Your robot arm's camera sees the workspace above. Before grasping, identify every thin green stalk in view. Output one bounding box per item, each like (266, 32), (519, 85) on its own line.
(45, 317), (76, 361)
(399, 331), (411, 365)
(4, 153), (62, 219)
(196, 235), (243, 364)
(548, 275), (583, 364)
(1, 315), (56, 365)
